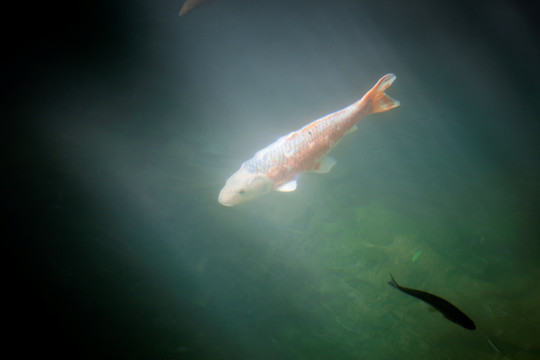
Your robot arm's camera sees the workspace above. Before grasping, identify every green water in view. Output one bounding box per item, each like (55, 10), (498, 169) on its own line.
(14, 0), (539, 359)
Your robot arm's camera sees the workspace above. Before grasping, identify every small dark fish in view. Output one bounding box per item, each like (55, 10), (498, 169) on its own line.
(388, 274), (476, 330)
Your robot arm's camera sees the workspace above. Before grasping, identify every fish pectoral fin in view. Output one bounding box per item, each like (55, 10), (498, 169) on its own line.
(312, 156), (337, 174)
(276, 179), (297, 192)
(345, 125), (358, 135)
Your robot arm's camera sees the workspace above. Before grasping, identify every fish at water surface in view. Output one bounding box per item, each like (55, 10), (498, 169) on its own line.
(218, 74), (400, 206)
(388, 274), (476, 330)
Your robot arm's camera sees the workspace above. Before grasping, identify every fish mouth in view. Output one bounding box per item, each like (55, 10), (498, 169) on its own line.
(217, 193), (234, 207)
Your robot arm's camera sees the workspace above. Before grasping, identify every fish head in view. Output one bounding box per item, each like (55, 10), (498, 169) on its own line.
(218, 167), (274, 206)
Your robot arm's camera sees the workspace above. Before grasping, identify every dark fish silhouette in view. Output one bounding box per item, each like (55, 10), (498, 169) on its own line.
(388, 274), (476, 330)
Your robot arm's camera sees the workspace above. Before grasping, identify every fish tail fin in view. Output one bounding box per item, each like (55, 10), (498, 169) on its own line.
(363, 74), (400, 114)
(388, 273), (399, 289)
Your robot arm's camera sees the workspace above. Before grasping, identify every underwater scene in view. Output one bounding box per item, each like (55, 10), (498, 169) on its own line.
(12, 0), (540, 359)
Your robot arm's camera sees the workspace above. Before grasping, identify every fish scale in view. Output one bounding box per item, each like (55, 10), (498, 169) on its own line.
(244, 108), (354, 184)
(269, 116), (330, 160)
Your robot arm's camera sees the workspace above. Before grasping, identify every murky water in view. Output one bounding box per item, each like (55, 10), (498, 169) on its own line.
(14, 0), (539, 359)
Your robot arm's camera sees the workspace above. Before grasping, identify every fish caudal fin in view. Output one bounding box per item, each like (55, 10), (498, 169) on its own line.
(364, 74), (400, 114)
(179, 0), (212, 16)
(387, 273), (400, 289)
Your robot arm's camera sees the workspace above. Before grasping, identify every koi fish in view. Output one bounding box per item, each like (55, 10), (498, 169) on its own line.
(388, 274), (477, 330)
(179, 0), (213, 16)
(218, 74), (400, 207)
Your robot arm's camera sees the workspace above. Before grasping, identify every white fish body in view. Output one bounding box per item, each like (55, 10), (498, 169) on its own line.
(218, 74), (400, 206)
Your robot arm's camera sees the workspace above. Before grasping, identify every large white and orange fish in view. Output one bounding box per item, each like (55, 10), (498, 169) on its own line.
(218, 74), (400, 207)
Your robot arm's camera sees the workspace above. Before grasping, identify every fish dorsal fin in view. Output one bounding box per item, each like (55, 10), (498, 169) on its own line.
(276, 179), (297, 192)
(312, 156), (337, 174)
